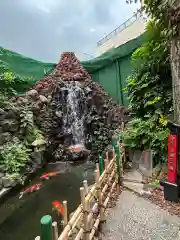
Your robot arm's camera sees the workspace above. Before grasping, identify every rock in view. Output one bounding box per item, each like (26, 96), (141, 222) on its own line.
(0, 108), (6, 122)
(31, 101), (44, 113)
(39, 95), (48, 103)
(33, 52), (128, 162)
(0, 165), (5, 173)
(0, 132), (12, 145)
(26, 89), (39, 100)
(0, 172), (4, 178)
(2, 119), (19, 132)
(31, 151), (46, 167)
(2, 177), (17, 188)
(55, 111), (63, 118)
(16, 96), (27, 105)
(5, 109), (19, 119)
(0, 108), (5, 115)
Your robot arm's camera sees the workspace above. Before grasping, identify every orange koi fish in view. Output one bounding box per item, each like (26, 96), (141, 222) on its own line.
(52, 200), (64, 216)
(40, 172), (57, 180)
(19, 183), (41, 199)
(68, 146), (82, 153)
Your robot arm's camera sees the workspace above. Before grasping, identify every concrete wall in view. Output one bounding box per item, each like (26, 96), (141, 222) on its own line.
(96, 17), (146, 56)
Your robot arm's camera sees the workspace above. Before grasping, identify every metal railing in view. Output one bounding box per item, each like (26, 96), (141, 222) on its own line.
(97, 10), (144, 47)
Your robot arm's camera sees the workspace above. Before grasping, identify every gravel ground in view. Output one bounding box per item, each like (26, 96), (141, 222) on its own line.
(100, 190), (180, 240)
(144, 188), (180, 218)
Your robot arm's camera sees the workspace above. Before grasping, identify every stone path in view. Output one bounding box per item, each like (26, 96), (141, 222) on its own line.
(102, 190), (180, 240)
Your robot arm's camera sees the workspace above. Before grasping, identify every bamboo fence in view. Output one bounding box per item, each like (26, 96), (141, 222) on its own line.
(34, 141), (123, 240)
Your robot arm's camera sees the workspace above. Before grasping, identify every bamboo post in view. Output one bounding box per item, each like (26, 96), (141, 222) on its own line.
(52, 222), (58, 240)
(83, 180), (89, 196)
(40, 215), (53, 240)
(95, 170), (105, 223)
(115, 144), (121, 193)
(104, 159), (109, 174)
(98, 155), (104, 176)
(83, 198), (89, 240)
(121, 122), (125, 130)
(63, 201), (68, 228)
(80, 187), (85, 206)
(80, 187), (89, 240)
(106, 151), (109, 161)
(96, 162), (99, 171)
(112, 147), (115, 159)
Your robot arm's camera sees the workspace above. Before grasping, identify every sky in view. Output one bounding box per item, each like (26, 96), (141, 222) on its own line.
(0, 0), (139, 62)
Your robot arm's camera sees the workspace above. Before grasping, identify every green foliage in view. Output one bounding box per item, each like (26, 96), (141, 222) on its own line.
(0, 100), (44, 180)
(24, 126), (44, 146)
(119, 115), (169, 163)
(0, 60), (27, 96)
(125, 21), (172, 119)
(144, 0), (180, 38)
(92, 128), (110, 154)
(20, 107), (34, 135)
(0, 138), (31, 176)
(19, 105), (44, 145)
(120, 20), (172, 165)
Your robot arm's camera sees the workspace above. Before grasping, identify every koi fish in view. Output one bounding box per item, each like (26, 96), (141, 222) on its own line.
(19, 183), (41, 199)
(70, 147), (82, 152)
(68, 144), (84, 153)
(40, 172), (57, 180)
(52, 200), (64, 216)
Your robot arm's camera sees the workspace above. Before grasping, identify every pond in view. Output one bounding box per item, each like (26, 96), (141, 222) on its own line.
(0, 161), (95, 240)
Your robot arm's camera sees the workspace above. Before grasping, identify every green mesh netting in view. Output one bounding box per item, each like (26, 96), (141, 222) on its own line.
(0, 33), (145, 95)
(81, 33), (146, 73)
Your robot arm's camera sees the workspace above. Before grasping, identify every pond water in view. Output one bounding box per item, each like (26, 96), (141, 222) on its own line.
(0, 161), (95, 240)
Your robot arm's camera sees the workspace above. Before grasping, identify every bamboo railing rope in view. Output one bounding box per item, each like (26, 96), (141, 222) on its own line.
(67, 166), (115, 239)
(59, 155), (116, 240)
(35, 140), (123, 240)
(73, 166), (117, 240)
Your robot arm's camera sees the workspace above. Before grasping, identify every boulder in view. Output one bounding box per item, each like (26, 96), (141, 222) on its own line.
(0, 172), (4, 178)
(2, 119), (19, 133)
(2, 176), (17, 188)
(26, 89), (39, 100)
(0, 132), (13, 145)
(31, 151), (46, 167)
(39, 95), (48, 104)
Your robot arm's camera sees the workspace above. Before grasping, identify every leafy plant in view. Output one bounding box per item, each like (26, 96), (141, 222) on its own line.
(125, 21), (172, 119)
(24, 126), (44, 146)
(119, 20), (172, 166)
(0, 60), (27, 96)
(118, 115), (169, 163)
(0, 139), (31, 175)
(20, 108), (34, 135)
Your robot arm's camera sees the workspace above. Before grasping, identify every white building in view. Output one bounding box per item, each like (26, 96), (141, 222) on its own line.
(96, 9), (147, 56)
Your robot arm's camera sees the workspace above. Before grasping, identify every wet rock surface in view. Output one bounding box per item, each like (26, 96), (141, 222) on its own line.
(34, 52), (129, 162)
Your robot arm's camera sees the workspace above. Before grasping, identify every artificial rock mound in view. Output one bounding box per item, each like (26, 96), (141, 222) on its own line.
(34, 52), (128, 162)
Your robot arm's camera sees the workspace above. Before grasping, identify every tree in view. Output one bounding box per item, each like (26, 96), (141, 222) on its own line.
(127, 0), (180, 124)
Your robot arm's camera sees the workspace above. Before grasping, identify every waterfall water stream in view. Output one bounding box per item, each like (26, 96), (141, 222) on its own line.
(62, 81), (86, 147)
